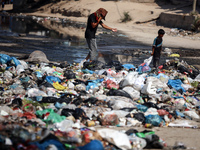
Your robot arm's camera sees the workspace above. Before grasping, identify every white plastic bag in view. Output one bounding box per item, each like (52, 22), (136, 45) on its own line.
(126, 118), (142, 127)
(182, 83), (193, 91)
(142, 77), (169, 95)
(194, 74), (200, 82)
(19, 60), (28, 69)
(28, 88), (47, 97)
(110, 100), (135, 110)
(184, 111), (200, 119)
(41, 66), (55, 75)
(97, 129), (131, 150)
(16, 65), (25, 75)
(55, 120), (74, 132)
(144, 108), (158, 116)
(144, 56), (153, 66)
(168, 120), (198, 128)
(141, 81), (157, 95)
(119, 71), (138, 88)
(103, 110), (129, 118)
(123, 86), (140, 99)
(133, 75), (145, 91)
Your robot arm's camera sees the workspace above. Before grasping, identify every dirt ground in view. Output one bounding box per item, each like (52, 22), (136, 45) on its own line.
(108, 125), (200, 150)
(1, 1), (200, 149)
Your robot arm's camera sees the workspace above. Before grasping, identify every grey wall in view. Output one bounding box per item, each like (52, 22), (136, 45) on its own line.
(158, 12), (196, 30)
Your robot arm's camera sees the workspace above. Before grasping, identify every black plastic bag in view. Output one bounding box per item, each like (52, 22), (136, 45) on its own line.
(106, 89), (132, 99)
(72, 97), (83, 106)
(11, 98), (22, 107)
(61, 108), (75, 117)
(39, 97), (71, 104)
(125, 129), (138, 135)
(143, 102), (159, 109)
(83, 97), (98, 104)
(144, 134), (163, 149)
(83, 60), (105, 71)
(178, 65), (199, 79)
(133, 113), (145, 123)
(73, 108), (89, 120)
(104, 60), (124, 71)
(120, 107), (136, 112)
(64, 70), (76, 79)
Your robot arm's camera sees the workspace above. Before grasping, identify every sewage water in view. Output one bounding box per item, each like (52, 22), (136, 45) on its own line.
(0, 15), (151, 65)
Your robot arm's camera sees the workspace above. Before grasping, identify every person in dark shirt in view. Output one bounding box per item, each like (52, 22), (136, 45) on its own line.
(82, 8), (117, 64)
(151, 29), (165, 68)
(2, 0), (5, 10)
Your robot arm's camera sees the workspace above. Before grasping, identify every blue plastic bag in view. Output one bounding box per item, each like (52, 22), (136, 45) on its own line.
(86, 82), (98, 91)
(82, 68), (94, 74)
(123, 64), (135, 70)
(35, 71), (43, 78)
(31, 139), (66, 150)
(78, 140), (104, 150)
(145, 115), (164, 126)
(45, 76), (61, 84)
(157, 73), (169, 80)
(175, 110), (185, 118)
(0, 54), (12, 64)
(136, 104), (148, 112)
(11, 57), (21, 66)
(88, 79), (104, 84)
(168, 79), (186, 93)
(20, 76), (30, 83)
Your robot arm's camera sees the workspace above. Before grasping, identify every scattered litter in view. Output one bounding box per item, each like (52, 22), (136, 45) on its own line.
(0, 51), (199, 149)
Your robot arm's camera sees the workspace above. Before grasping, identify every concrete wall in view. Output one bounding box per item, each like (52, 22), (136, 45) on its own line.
(158, 12), (196, 30)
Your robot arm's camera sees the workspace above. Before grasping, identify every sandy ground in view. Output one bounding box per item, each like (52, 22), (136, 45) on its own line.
(1, 1), (200, 149)
(21, 0), (200, 50)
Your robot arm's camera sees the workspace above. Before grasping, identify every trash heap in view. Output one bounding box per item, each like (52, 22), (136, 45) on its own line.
(0, 51), (200, 150)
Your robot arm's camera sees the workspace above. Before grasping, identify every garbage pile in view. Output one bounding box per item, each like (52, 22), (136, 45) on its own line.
(0, 51), (200, 150)
(168, 28), (200, 40)
(169, 28), (193, 37)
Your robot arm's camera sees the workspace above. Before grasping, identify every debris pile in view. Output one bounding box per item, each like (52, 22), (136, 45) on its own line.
(0, 51), (200, 149)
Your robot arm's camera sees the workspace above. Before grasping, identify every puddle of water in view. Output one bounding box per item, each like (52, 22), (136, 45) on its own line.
(0, 15), (79, 41)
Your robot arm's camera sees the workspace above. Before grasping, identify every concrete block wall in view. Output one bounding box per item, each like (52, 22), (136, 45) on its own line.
(158, 12), (196, 30)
